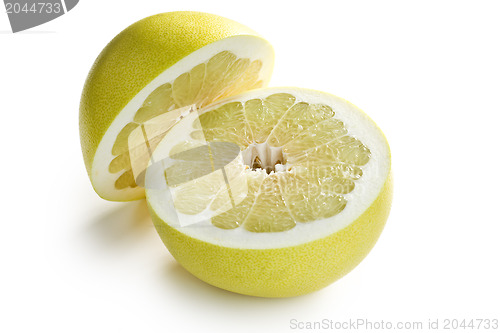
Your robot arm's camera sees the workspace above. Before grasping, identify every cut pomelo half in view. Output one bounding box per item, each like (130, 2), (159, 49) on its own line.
(79, 12), (274, 201)
(145, 87), (392, 297)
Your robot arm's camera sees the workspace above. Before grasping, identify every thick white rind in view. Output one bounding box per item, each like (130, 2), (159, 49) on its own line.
(91, 35), (275, 201)
(147, 87), (391, 249)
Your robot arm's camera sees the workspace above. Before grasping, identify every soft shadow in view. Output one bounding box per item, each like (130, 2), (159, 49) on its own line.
(83, 199), (333, 304)
(84, 199), (153, 247)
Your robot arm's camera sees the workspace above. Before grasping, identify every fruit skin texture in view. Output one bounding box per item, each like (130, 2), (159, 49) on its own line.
(79, 11), (260, 181)
(149, 172), (393, 298)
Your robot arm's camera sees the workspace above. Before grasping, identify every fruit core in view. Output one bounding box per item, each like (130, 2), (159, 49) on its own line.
(243, 143), (287, 174)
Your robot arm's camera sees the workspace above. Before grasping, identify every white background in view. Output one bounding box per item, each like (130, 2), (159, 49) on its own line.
(1, 1), (499, 332)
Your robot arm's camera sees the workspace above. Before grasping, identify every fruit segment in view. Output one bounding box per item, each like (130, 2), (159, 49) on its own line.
(244, 93), (296, 143)
(266, 103), (335, 147)
(243, 174), (296, 232)
(191, 101), (253, 147)
(211, 171), (266, 229)
(134, 83), (176, 123)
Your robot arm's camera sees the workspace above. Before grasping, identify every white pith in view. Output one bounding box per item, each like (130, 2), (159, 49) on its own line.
(146, 87), (391, 249)
(91, 35), (274, 201)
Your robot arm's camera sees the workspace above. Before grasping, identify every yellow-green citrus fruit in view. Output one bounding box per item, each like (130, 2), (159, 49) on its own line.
(79, 11), (274, 201)
(146, 87), (392, 297)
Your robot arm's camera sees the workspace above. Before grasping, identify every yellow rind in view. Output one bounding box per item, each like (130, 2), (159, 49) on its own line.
(79, 11), (263, 182)
(149, 171), (393, 298)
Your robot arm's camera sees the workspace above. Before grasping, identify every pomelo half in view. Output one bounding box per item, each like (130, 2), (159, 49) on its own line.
(79, 11), (274, 201)
(145, 88), (392, 297)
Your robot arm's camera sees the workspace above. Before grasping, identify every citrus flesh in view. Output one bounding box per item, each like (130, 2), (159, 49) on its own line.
(79, 12), (274, 201)
(146, 88), (392, 297)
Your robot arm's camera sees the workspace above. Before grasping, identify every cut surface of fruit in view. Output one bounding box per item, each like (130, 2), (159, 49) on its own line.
(147, 87), (390, 246)
(146, 88), (392, 297)
(79, 12), (274, 201)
